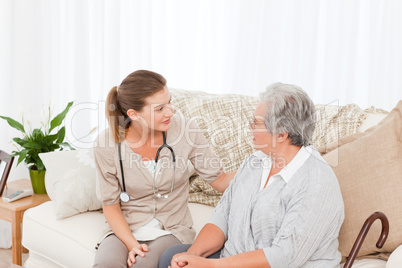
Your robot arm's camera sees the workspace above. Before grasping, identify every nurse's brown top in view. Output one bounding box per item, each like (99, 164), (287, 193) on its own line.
(94, 115), (223, 243)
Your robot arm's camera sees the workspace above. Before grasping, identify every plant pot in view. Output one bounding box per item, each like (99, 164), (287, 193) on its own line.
(29, 168), (47, 194)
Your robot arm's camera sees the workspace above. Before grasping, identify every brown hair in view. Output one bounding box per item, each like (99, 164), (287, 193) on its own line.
(106, 70), (167, 142)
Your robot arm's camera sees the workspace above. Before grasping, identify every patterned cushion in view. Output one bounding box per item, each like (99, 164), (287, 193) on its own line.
(313, 104), (367, 148)
(170, 88), (369, 206)
(170, 88), (258, 205)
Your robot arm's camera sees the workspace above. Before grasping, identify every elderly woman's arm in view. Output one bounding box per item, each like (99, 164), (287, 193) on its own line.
(171, 224), (270, 268)
(170, 166), (239, 267)
(172, 224), (225, 262)
(172, 249), (270, 268)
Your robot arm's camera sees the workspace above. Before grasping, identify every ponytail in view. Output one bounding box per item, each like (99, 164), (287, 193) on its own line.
(106, 86), (130, 143)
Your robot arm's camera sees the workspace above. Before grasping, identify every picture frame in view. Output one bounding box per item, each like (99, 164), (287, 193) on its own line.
(0, 150), (14, 197)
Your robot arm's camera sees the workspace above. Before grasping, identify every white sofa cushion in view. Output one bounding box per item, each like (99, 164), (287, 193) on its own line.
(39, 149), (102, 219)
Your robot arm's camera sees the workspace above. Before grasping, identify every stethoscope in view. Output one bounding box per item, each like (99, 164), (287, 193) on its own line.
(118, 132), (176, 203)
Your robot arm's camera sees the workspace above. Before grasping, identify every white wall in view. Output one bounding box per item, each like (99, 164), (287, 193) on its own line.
(0, 0), (401, 248)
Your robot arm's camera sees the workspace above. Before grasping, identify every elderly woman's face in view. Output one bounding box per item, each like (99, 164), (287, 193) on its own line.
(251, 102), (277, 151)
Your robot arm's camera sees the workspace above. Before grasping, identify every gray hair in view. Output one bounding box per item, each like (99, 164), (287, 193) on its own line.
(259, 83), (316, 147)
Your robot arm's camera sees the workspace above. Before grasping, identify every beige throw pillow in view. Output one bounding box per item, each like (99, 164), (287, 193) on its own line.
(323, 101), (402, 260)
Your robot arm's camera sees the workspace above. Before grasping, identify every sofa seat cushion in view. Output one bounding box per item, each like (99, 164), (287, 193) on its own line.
(188, 203), (214, 234)
(22, 201), (105, 267)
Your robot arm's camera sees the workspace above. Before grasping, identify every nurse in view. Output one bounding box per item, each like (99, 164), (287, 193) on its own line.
(92, 70), (235, 268)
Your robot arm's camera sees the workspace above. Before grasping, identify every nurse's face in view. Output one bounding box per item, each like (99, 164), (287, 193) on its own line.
(129, 86), (174, 133)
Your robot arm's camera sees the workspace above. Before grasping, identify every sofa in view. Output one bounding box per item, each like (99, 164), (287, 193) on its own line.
(21, 88), (402, 268)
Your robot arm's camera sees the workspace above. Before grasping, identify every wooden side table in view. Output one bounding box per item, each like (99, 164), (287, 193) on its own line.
(0, 179), (50, 266)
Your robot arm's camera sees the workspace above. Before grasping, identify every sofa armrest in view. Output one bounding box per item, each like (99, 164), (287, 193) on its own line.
(386, 245), (402, 268)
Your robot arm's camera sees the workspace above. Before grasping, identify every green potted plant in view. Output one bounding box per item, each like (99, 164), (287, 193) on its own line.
(0, 102), (75, 194)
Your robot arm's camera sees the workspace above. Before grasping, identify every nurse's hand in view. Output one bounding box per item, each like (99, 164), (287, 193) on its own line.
(127, 243), (149, 267)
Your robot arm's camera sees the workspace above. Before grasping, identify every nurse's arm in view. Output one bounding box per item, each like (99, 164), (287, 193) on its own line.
(209, 170), (236, 193)
(103, 203), (138, 249)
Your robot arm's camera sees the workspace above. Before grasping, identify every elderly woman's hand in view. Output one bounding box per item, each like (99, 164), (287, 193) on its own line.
(169, 252), (189, 268)
(169, 254), (214, 268)
(127, 243), (149, 267)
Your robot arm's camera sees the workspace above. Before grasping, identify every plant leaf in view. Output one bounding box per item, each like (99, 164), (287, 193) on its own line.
(31, 154), (45, 171)
(13, 137), (27, 147)
(49, 101), (73, 133)
(22, 141), (43, 150)
(43, 133), (59, 145)
(47, 144), (60, 152)
(31, 128), (44, 139)
(16, 149), (29, 166)
(56, 126), (66, 143)
(0, 116), (25, 133)
(58, 142), (75, 150)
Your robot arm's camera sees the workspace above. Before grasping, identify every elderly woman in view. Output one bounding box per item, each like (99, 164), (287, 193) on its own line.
(159, 83), (345, 268)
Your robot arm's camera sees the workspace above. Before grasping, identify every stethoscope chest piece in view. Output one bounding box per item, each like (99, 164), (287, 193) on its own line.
(120, 192), (130, 203)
